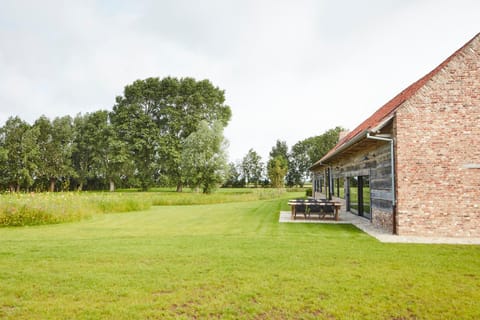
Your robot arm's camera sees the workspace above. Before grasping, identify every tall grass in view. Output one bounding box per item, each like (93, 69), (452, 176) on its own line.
(0, 189), (286, 227)
(148, 188), (286, 206)
(0, 193), (150, 227)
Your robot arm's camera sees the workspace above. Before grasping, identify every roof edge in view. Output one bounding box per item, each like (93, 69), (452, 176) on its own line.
(309, 130), (368, 170)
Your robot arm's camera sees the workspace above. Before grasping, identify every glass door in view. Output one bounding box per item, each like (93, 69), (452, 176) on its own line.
(348, 175), (371, 219)
(348, 176), (359, 213)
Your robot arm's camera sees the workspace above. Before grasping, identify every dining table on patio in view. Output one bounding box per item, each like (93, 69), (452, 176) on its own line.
(288, 199), (342, 221)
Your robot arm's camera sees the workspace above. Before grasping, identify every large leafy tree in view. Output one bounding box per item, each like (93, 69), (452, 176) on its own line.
(267, 140), (289, 188)
(181, 120), (228, 194)
(285, 127), (344, 187)
(73, 111), (129, 191)
(34, 116), (75, 192)
(241, 148), (264, 187)
(110, 103), (160, 191)
(111, 77), (231, 191)
(0, 117), (40, 191)
(305, 127), (344, 163)
(267, 156), (288, 188)
(72, 113), (94, 190)
(269, 140), (289, 160)
(223, 161), (243, 188)
(286, 140), (310, 187)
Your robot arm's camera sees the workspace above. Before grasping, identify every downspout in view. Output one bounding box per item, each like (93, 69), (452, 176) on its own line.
(366, 133), (397, 234)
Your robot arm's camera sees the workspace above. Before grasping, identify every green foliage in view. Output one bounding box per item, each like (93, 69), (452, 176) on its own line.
(0, 117), (40, 191)
(110, 103), (160, 191)
(240, 148), (264, 187)
(0, 76), (234, 193)
(286, 140), (310, 187)
(73, 111), (129, 192)
(223, 162), (244, 187)
(304, 126), (344, 164)
(305, 187), (312, 197)
(269, 139), (289, 160)
(286, 126), (345, 187)
(267, 156), (288, 188)
(1, 195), (479, 318)
(34, 115), (75, 191)
(0, 193), (150, 227)
(181, 120), (228, 193)
(149, 188), (285, 205)
(111, 77), (232, 191)
(0, 189), (286, 227)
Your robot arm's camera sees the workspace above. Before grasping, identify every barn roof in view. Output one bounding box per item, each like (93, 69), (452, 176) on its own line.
(310, 32), (480, 170)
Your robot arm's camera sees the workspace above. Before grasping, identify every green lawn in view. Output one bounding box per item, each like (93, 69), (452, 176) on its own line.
(1, 192), (479, 319)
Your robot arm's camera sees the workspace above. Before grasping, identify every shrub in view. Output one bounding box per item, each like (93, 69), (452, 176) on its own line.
(305, 188), (312, 197)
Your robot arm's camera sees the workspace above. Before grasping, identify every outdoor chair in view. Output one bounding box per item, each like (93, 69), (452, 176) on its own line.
(320, 203), (335, 219)
(294, 204), (307, 219)
(307, 204), (322, 219)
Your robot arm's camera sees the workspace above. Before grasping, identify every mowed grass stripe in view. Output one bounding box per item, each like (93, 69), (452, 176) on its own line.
(1, 193), (479, 319)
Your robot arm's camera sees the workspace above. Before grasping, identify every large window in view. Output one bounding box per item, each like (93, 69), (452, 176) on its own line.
(333, 177), (345, 198)
(314, 175), (323, 193)
(348, 175), (371, 219)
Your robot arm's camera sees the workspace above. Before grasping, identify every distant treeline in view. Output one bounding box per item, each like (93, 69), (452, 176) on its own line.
(0, 76), (343, 193)
(225, 127), (344, 189)
(0, 77), (231, 193)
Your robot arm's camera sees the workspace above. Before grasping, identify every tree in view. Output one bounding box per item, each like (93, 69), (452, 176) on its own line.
(72, 113), (94, 190)
(34, 116), (75, 192)
(241, 149), (264, 187)
(73, 111), (129, 192)
(267, 156), (288, 188)
(112, 77), (231, 192)
(223, 162), (244, 187)
(110, 103), (159, 191)
(267, 140), (289, 188)
(269, 140), (289, 160)
(0, 117), (40, 192)
(181, 120), (228, 193)
(304, 127), (344, 164)
(286, 127), (345, 187)
(286, 140), (310, 187)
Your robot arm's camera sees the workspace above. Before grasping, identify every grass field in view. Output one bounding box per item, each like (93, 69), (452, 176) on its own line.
(0, 189), (286, 226)
(1, 191), (480, 319)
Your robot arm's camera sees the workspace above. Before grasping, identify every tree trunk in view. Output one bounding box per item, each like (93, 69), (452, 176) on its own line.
(109, 179), (115, 192)
(176, 181), (183, 192)
(49, 178), (55, 192)
(16, 184), (20, 193)
(77, 182), (83, 191)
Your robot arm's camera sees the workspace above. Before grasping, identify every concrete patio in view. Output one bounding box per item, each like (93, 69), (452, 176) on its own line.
(279, 209), (480, 245)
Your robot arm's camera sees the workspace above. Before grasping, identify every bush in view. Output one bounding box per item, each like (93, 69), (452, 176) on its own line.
(305, 188), (312, 197)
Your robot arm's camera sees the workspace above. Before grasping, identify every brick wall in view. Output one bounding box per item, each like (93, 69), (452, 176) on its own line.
(395, 37), (480, 237)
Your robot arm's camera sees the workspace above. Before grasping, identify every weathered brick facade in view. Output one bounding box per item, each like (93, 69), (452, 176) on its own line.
(311, 33), (480, 237)
(395, 35), (480, 236)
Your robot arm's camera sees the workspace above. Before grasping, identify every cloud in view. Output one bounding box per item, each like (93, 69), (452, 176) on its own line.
(0, 0), (479, 163)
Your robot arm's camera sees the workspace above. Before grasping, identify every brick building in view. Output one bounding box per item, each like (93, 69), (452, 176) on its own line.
(310, 33), (480, 237)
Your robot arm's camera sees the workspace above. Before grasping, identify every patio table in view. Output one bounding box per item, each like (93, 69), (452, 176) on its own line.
(288, 200), (342, 221)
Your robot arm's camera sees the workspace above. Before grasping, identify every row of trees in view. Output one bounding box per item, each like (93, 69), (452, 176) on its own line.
(0, 77), (231, 193)
(224, 127), (343, 188)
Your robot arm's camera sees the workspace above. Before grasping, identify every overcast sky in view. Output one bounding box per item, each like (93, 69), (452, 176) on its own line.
(1, 0), (479, 162)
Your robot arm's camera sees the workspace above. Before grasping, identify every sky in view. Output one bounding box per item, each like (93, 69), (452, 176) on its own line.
(0, 0), (479, 162)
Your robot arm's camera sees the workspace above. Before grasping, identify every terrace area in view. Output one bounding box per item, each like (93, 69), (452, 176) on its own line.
(280, 198), (480, 245)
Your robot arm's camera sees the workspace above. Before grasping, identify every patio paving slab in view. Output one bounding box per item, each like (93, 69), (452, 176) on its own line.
(279, 210), (480, 245)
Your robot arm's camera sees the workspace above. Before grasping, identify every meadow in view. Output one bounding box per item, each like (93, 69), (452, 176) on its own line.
(0, 190), (479, 319)
(0, 188), (285, 227)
